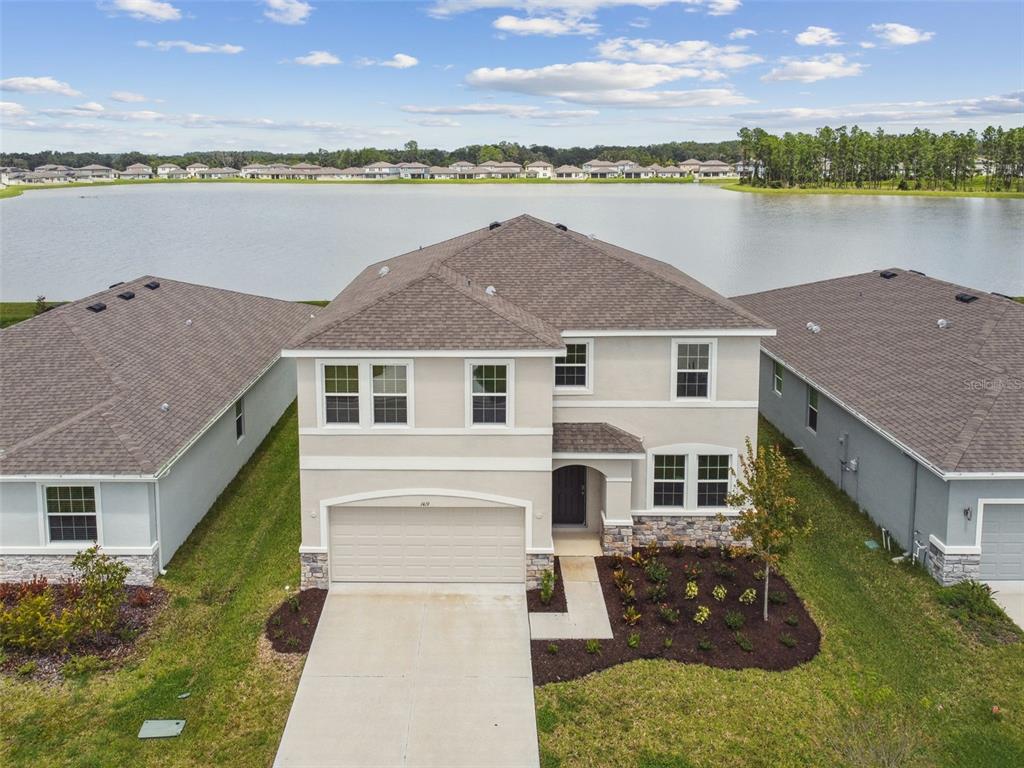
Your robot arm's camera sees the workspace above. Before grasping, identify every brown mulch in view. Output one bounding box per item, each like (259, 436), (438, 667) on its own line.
(265, 588), (327, 653)
(531, 546), (820, 684)
(0, 583), (168, 683)
(525, 557), (567, 613)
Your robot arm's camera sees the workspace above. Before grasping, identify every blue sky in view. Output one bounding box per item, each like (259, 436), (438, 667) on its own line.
(1, 0), (1021, 152)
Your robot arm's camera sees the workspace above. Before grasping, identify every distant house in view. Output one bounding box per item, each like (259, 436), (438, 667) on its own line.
(314, 167), (349, 181)
(186, 163), (209, 178)
(525, 160), (553, 179)
(582, 159), (618, 178)
(0, 167), (26, 184)
(337, 167), (366, 180)
(397, 162), (429, 180)
(21, 169), (72, 184)
(622, 165), (656, 179)
(156, 163), (188, 179)
(698, 160), (735, 178)
(75, 164), (117, 181)
(240, 164), (267, 179)
(363, 162), (401, 180)
(35, 164), (72, 173)
(196, 167), (239, 179)
(658, 166), (684, 178)
(679, 159), (702, 176)
(120, 163), (153, 179)
(0, 278), (316, 585)
(554, 164), (586, 179)
(614, 159), (637, 175)
(429, 166), (456, 180)
(486, 161), (522, 179)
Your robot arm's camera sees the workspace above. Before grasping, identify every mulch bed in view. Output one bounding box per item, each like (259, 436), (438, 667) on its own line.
(0, 583), (168, 683)
(525, 557), (567, 613)
(265, 588), (327, 653)
(531, 546), (820, 684)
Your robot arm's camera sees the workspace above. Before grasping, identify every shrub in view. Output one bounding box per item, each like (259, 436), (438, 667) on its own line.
(670, 542), (686, 558)
(768, 590), (789, 605)
(642, 540), (660, 561)
(623, 605), (642, 626)
(63, 654), (109, 679)
(739, 588), (757, 605)
(609, 553), (626, 571)
(784, 614), (799, 627)
(658, 604), (680, 625)
(936, 580), (1022, 643)
(712, 584), (727, 602)
(71, 547), (130, 636)
(287, 593), (301, 613)
(712, 561), (736, 580)
(697, 638), (714, 652)
(779, 632), (798, 648)
(719, 545), (735, 560)
(547, 643), (559, 655)
(16, 660), (38, 676)
(629, 550), (649, 569)
(734, 632), (754, 652)
(0, 590), (78, 653)
(619, 582), (636, 604)
(129, 588), (153, 608)
(644, 559), (670, 584)
(539, 568), (556, 606)
(724, 610), (745, 630)
(647, 582), (668, 603)
(585, 639), (601, 655)
(663, 636), (673, 650)
(627, 632), (641, 648)
(684, 580), (698, 600)
(693, 605), (710, 624)
(680, 561), (703, 579)
(753, 569), (765, 582)
(612, 569), (632, 590)
(696, 546), (711, 559)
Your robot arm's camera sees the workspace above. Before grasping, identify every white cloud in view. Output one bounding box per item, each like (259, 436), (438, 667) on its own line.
(359, 53), (419, 69)
(136, 40), (244, 54)
(795, 26), (843, 46)
(104, 0), (182, 22)
(494, 14), (599, 36)
(293, 50), (341, 66)
(408, 116), (462, 127)
(707, 0), (740, 16)
(762, 54), (864, 83)
(728, 28), (756, 40)
(629, 17), (649, 29)
(263, 0), (314, 25)
(0, 101), (28, 117)
(0, 76), (81, 96)
(401, 103), (599, 118)
(596, 37), (763, 68)
(429, 1), (740, 20)
(858, 41), (876, 49)
(870, 23), (934, 45)
(110, 90), (157, 102)
(468, 61), (696, 93)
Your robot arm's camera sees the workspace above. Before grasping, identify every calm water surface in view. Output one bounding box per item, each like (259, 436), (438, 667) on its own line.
(1, 183), (1020, 301)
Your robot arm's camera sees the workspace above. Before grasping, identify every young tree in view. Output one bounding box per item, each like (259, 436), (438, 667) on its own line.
(723, 438), (808, 621)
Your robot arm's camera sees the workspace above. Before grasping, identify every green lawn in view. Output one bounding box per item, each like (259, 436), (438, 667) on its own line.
(718, 180), (1024, 199)
(535, 417), (1024, 768)
(0, 405), (305, 768)
(0, 302), (65, 328)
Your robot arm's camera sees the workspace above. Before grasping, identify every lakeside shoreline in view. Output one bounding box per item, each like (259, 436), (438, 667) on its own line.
(718, 181), (1024, 200)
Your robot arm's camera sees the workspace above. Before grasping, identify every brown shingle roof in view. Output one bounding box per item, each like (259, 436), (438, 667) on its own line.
(553, 422), (644, 454)
(735, 269), (1024, 474)
(291, 215), (769, 350)
(0, 278), (316, 476)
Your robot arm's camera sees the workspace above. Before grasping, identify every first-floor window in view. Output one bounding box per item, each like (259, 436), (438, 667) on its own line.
(372, 364), (408, 424)
(772, 360), (784, 396)
(697, 455), (731, 507)
(676, 342), (711, 398)
(653, 455), (686, 507)
(324, 364), (360, 424)
(807, 387), (819, 433)
(555, 343), (588, 388)
(234, 397), (245, 440)
(471, 364), (508, 424)
(46, 486), (97, 542)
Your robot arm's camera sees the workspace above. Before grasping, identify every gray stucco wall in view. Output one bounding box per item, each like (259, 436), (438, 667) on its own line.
(157, 357), (296, 568)
(947, 479), (1024, 548)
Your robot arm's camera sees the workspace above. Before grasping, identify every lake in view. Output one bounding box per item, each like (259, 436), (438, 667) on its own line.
(1, 183), (1021, 301)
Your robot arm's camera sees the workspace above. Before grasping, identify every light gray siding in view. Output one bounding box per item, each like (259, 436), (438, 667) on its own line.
(0, 482), (40, 546)
(946, 480), (1024, 548)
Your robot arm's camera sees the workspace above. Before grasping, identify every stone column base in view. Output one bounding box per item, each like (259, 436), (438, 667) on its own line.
(0, 550), (160, 586)
(300, 551), (329, 590)
(632, 515), (743, 549)
(601, 521), (633, 555)
(926, 541), (980, 586)
(526, 552), (555, 589)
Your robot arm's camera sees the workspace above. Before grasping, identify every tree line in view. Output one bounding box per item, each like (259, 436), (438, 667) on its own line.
(737, 125), (1023, 191)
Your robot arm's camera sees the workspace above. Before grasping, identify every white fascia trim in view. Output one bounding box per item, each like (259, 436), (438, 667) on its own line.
(0, 475), (157, 482)
(299, 427), (553, 436)
(554, 400), (757, 409)
(300, 456), (551, 472)
(561, 329), (775, 338)
(2, 541), (160, 557)
(974, 499), (1024, 550)
(284, 348), (562, 359)
(299, 545), (329, 554)
(601, 512), (634, 527)
(928, 534), (981, 556)
(552, 452), (645, 460)
(526, 547), (556, 555)
(945, 472), (1024, 480)
(632, 508), (739, 517)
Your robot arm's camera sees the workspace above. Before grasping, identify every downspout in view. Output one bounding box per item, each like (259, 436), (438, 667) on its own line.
(908, 458), (919, 560)
(155, 479), (167, 575)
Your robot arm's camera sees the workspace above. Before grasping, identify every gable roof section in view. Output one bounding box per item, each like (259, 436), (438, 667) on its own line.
(735, 269), (1024, 475)
(553, 422), (644, 454)
(0, 277), (315, 476)
(291, 215), (770, 351)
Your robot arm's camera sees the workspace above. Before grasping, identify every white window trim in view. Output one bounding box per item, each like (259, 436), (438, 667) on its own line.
(235, 397), (246, 443)
(554, 338), (593, 395)
(370, 360), (415, 429)
(39, 482), (103, 547)
(671, 338), (717, 402)
(772, 360), (784, 397)
(806, 386), (819, 434)
(465, 359), (515, 428)
(645, 443), (737, 514)
(316, 359), (415, 429)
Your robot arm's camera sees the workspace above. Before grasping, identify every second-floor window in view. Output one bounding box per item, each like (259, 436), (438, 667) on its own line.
(324, 364), (360, 424)
(471, 364), (509, 425)
(372, 364), (408, 425)
(772, 360), (784, 396)
(555, 341), (590, 390)
(675, 341), (712, 398)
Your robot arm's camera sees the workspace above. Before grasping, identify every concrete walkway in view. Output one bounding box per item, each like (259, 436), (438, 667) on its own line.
(274, 583), (539, 768)
(988, 581), (1024, 630)
(529, 556), (613, 640)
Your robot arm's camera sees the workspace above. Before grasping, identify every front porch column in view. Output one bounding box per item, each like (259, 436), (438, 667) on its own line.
(600, 476), (633, 555)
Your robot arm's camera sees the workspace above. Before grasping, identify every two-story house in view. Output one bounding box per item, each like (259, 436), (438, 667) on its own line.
(286, 216), (774, 589)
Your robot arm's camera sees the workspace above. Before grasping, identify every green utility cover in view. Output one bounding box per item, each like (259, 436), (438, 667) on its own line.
(864, 540), (880, 550)
(138, 720), (186, 739)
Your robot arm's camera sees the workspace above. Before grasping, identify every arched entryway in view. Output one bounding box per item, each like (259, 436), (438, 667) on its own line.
(552, 465), (588, 526)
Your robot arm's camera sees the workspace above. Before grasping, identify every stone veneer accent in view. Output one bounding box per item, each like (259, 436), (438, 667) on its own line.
(526, 553), (555, 589)
(926, 541), (980, 586)
(632, 515), (743, 549)
(601, 522), (633, 555)
(300, 552), (329, 590)
(0, 551), (160, 586)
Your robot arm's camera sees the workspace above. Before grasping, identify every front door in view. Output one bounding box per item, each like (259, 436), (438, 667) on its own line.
(552, 466), (587, 526)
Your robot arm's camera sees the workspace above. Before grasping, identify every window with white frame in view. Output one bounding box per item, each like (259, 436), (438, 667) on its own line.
(372, 364), (408, 424)
(697, 455), (731, 507)
(675, 342), (711, 398)
(324, 364), (360, 424)
(471, 364), (509, 424)
(806, 387), (819, 433)
(653, 455), (686, 507)
(772, 360), (784, 396)
(46, 486), (97, 542)
(555, 342), (589, 389)
(234, 397), (245, 440)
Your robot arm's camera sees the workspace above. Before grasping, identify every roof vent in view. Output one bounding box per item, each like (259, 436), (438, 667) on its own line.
(554, 223), (568, 231)
(109, 281), (125, 289)
(485, 285), (497, 297)
(159, 403), (170, 413)
(879, 270), (897, 279)
(144, 281), (160, 290)
(185, 319), (193, 326)
(806, 322), (821, 334)
(488, 221), (501, 231)
(378, 265), (390, 277)
(955, 292), (978, 304)
(908, 269), (926, 276)
(117, 291), (135, 301)
(87, 302), (106, 313)
(937, 318), (951, 329)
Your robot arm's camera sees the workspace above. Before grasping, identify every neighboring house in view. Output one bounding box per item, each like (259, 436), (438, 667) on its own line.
(428, 166), (456, 180)
(735, 270), (1024, 586)
(397, 162), (429, 179)
(0, 167), (26, 184)
(35, 164), (72, 173)
(699, 160), (735, 178)
(120, 163), (153, 179)
(622, 166), (656, 179)
(284, 215), (774, 589)
(20, 170), (71, 184)
(679, 159), (702, 176)
(525, 160), (553, 179)
(314, 167), (349, 181)
(659, 166), (684, 178)
(0, 278), (315, 585)
(363, 162), (401, 180)
(554, 165), (586, 179)
(337, 166), (366, 180)
(75, 164), (117, 180)
(196, 167), (240, 179)
(186, 163), (209, 178)
(582, 159), (618, 178)
(156, 163), (188, 179)
(240, 164), (267, 178)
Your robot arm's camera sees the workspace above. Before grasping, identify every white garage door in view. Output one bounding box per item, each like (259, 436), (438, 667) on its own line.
(329, 506), (525, 583)
(980, 503), (1024, 581)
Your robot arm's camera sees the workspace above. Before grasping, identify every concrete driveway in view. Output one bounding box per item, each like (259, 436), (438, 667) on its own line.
(274, 583), (539, 768)
(989, 581), (1024, 630)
